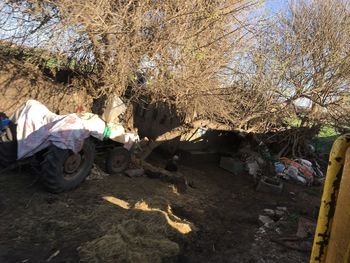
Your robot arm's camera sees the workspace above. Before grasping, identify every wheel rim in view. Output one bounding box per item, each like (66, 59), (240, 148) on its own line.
(64, 153), (83, 178)
(111, 154), (127, 170)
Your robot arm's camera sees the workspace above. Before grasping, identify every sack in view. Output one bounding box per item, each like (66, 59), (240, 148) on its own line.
(101, 96), (127, 125)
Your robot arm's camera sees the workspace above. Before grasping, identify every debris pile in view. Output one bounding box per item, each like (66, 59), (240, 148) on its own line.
(257, 206), (288, 232)
(274, 158), (324, 186)
(239, 143), (267, 180)
(86, 165), (109, 180)
(219, 141), (267, 179)
(250, 206), (315, 262)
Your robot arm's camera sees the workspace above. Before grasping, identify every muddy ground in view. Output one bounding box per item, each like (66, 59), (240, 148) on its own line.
(0, 154), (322, 263)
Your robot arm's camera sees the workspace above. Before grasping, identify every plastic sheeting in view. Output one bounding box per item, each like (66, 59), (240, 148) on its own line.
(101, 96), (127, 125)
(274, 157), (324, 185)
(12, 100), (106, 159)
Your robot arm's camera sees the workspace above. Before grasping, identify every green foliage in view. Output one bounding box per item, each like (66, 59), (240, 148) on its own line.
(317, 126), (338, 138)
(45, 57), (59, 68)
(285, 117), (302, 128)
(313, 126), (339, 156)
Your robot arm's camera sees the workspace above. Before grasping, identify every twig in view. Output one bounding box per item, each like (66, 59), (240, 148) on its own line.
(46, 250), (60, 262)
(24, 193), (36, 209)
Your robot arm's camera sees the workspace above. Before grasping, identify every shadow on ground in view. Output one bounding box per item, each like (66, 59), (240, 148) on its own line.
(0, 156), (322, 263)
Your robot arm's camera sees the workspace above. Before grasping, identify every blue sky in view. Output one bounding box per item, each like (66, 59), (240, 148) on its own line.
(265, 0), (289, 14)
(248, 0), (289, 21)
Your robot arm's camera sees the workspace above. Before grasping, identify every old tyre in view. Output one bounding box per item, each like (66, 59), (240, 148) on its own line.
(0, 124), (17, 168)
(41, 139), (95, 193)
(106, 147), (131, 174)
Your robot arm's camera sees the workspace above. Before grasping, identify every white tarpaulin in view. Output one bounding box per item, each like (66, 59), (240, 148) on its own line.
(12, 100), (106, 159)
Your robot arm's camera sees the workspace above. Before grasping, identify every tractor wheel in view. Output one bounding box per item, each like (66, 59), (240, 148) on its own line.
(105, 146), (131, 174)
(0, 124), (17, 168)
(41, 139), (95, 193)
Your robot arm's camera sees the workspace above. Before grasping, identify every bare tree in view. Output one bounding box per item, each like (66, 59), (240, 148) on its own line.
(217, 0), (350, 156)
(3, 0), (349, 159)
(2, 1), (282, 137)
(1, 1), (256, 106)
(254, 0), (350, 128)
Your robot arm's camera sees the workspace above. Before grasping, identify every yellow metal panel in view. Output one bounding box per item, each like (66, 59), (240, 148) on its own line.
(325, 147), (350, 263)
(310, 134), (350, 263)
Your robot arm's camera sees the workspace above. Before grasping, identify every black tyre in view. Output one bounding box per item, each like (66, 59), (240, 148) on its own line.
(0, 123), (17, 168)
(105, 147), (131, 174)
(41, 139), (95, 193)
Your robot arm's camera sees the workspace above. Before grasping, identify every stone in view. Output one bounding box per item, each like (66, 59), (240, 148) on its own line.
(125, 168), (144, 177)
(259, 215), (274, 225)
(276, 206), (287, 211)
(275, 210), (285, 218)
(87, 165), (109, 180)
(275, 227), (282, 235)
(263, 209), (275, 216)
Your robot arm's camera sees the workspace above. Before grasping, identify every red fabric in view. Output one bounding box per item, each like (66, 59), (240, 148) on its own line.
(280, 158), (314, 182)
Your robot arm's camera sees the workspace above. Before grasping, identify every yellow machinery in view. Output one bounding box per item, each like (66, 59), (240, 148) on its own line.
(310, 134), (350, 263)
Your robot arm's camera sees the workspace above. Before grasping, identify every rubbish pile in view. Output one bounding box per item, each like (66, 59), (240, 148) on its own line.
(219, 141), (268, 179)
(274, 158), (324, 186)
(257, 206), (288, 231)
(219, 138), (325, 191)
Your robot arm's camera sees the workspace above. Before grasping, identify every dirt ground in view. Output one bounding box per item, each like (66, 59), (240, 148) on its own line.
(0, 154), (322, 263)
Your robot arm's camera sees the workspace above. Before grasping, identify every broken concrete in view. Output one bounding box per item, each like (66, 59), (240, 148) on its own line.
(256, 176), (283, 194)
(263, 209), (275, 217)
(258, 215), (274, 226)
(275, 210), (285, 219)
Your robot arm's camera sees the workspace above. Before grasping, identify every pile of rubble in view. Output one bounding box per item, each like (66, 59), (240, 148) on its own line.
(219, 139), (325, 196)
(249, 207), (316, 262)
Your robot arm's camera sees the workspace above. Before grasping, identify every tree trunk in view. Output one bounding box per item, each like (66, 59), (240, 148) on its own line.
(139, 119), (233, 160)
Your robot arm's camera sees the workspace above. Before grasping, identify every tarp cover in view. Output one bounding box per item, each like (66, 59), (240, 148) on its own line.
(12, 100), (105, 159)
